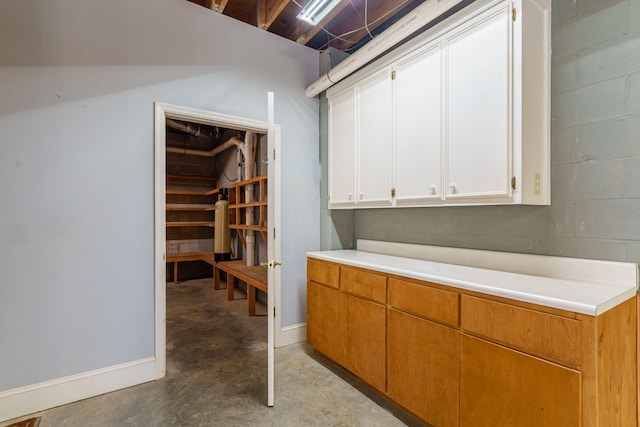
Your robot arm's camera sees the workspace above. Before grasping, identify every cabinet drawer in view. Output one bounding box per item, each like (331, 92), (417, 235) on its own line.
(388, 278), (459, 327)
(307, 258), (340, 289)
(461, 295), (582, 367)
(341, 267), (387, 304)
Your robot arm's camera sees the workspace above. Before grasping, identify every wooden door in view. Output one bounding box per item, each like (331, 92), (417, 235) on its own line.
(460, 334), (580, 427)
(388, 308), (459, 426)
(344, 293), (386, 392)
(306, 281), (346, 365)
(444, 5), (512, 201)
(394, 42), (443, 205)
(356, 68), (393, 206)
(328, 87), (357, 208)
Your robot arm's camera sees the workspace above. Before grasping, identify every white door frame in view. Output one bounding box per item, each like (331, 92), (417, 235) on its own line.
(153, 102), (282, 389)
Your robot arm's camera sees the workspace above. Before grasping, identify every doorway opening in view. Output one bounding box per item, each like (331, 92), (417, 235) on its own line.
(164, 119), (269, 287)
(154, 102), (280, 406)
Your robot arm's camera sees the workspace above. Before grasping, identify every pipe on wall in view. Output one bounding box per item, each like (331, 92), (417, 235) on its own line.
(166, 118), (203, 137)
(166, 136), (248, 159)
(304, 0), (468, 97)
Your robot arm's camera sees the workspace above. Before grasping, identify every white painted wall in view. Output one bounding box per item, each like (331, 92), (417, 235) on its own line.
(0, 0), (319, 395)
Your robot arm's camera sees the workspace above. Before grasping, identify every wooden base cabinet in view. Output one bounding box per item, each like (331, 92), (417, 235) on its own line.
(344, 294), (386, 392)
(306, 258), (637, 426)
(460, 334), (581, 427)
(388, 309), (459, 427)
(306, 281), (346, 366)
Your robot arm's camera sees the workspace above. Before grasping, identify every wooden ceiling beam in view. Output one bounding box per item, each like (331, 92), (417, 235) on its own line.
(210, 0), (230, 13)
(258, 0), (292, 30)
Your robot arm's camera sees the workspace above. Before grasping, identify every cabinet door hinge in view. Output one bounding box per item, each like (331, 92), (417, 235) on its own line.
(273, 148), (276, 160)
(512, 8), (517, 21)
(391, 70), (396, 80)
(511, 177), (517, 190)
(391, 188), (396, 198)
(274, 307), (276, 317)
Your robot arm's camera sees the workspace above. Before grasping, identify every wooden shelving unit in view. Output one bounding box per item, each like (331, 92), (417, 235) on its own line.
(166, 174), (217, 284)
(228, 175), (268, 247)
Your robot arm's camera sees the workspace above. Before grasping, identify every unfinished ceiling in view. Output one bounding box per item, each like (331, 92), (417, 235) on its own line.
(187, 0), (425, 52)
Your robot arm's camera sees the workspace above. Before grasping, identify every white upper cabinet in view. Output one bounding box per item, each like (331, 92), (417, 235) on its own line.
(357, 69), (393, 206)
(445, 5), (511, 201)
(394, 42), (443, 205)
(328, 88), (357, 207)
(328, 68), (393, 209)
(326, 0), (550, 209)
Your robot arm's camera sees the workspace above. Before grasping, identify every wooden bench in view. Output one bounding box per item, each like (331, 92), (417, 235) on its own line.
(166, 252), (216, 285)
(215, 260), (268, 316)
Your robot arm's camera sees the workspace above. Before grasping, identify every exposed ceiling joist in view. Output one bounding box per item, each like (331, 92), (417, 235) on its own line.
(205, 0), (230, 13)
(188, 0), (427, 52)
(259, 0), (292, 30)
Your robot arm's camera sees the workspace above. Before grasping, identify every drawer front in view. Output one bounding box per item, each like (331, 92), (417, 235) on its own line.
(388, 278), (459, 327)
(461, 295), (582, 367)
(307, 258), (340, 289)
(341, 266), (387, 304)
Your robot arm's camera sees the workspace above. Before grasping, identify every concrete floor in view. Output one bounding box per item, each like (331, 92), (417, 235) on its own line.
(10, 278), (413, 427)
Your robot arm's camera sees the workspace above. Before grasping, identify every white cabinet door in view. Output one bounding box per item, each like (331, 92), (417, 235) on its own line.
(328, 88), (357, 208)
(445, 5), (512, 201)
(394, 42), (443, 204)
(357, 69), (393, 206)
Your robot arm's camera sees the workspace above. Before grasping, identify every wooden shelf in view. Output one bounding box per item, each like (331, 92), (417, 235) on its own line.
(166, 203), (216, 211)
(229, 224), (267, 231)
(228, 175), (268, 247)
(166, 189), (218, 196)
(166, 251), (215, 285)
(166, 174), (216, 182)
(166, 221), (215, 228)
(165, 174), (217, 283)
(231, 201), (267, 208)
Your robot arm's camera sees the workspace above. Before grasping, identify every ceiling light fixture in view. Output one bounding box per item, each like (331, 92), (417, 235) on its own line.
(296, 0), (342, 26)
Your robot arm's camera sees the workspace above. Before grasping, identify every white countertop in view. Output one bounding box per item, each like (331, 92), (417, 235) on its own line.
(306, 249), (638, 316)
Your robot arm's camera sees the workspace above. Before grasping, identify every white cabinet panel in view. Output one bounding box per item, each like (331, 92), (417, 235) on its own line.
(394, 43), (443, 204)
(445, 6), (511, 200)
(357, 69), (393, 206)
(328, 88), (357, 207)
(326, 0), (550, 209)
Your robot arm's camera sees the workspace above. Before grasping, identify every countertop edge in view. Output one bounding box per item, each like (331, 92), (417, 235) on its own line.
(306, 250), (637, 316)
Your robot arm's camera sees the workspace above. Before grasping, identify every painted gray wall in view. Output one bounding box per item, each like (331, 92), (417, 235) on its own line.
(0, 0), (318, 391)
(323, 0), (640, 264)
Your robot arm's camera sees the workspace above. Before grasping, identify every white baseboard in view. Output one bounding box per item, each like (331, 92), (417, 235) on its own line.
(0, 357), (157, 423)
(276, 323), (306, 348)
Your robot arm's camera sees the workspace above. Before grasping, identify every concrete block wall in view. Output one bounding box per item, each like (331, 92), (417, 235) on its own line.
(322, 0), (640, 263)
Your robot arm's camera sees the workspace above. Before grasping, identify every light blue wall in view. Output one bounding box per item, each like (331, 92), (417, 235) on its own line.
(323, 0), (640, 264)
(0, 0), (319, 391)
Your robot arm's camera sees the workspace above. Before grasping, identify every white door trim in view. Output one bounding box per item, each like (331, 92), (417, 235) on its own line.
(153, 101), (282, 381)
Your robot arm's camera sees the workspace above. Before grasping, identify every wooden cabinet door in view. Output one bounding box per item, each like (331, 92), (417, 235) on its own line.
(394, 42), (443, 205)
(343, 293), (386, 392)
(460, 334), (580, 427)
(444, 5), (512, 201)
(306, 281), (346, 365)
(356, 68), (393, 206)
(328, 87), (357, 208)
(388, 309), (459, 427)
